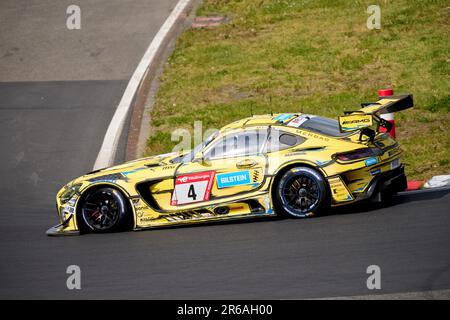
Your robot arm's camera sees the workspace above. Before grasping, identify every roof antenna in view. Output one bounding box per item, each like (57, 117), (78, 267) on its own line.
(269, 95), (273, 116)
(250, 104), (253, 117)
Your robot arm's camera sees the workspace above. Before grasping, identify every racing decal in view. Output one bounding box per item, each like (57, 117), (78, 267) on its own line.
(63, 204), (75, 215)
(122, 167), (147, 176)
(62, 197), (77, 215)
(365, 157), (378, 167)
(216, 170), (251, 188)
(370, 168), (381, 176)
(294, 129), (330, 141)
(338, 114), (373, 132)
(67, 197), (77, 207)
(252, 169), (260, 183)
(284, 151), (306, 157)
(165, 211), (214, 222)
(328, 176), (354, 203)
(287, 114), (314, 128)
(273, 113), (294, 122)
(134, 206), (148, 218)
(171, 171), (216, 206)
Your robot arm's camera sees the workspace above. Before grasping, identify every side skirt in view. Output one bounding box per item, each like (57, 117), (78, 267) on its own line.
(132, 212), (276, 231)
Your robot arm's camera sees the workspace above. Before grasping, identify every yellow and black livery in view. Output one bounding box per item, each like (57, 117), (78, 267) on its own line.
(47, 94), (413, 236)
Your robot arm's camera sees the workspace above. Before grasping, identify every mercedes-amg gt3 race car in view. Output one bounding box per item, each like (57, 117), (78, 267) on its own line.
(47, 94), (413, 236)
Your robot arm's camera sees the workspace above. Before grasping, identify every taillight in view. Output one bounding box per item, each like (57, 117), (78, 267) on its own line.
(335, 148), (383, 161)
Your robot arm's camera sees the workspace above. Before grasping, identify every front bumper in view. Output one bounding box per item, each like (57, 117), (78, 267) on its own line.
(46, 206), (80, 236)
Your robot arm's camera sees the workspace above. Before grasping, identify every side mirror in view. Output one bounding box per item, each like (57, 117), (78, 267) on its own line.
(198, 151), (211, 166)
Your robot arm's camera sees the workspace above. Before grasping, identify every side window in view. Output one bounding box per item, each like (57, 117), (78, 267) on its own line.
(204, 130), (268, 160)
(265, 130), (305, 153)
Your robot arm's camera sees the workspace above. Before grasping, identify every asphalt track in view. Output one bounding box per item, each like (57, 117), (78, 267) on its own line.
(1, 1), (449, 299)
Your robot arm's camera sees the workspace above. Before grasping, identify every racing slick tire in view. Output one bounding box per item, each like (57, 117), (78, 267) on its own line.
(274, 166), (329, 218)
(79, 187), (131, 233)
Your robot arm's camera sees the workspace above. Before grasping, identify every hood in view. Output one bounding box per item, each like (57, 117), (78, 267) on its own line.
(79, 151), (187, 183)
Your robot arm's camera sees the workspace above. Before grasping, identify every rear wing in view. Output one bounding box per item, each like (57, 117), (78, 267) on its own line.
(339, 94), (413, 133)
(355, 94), (413, 115)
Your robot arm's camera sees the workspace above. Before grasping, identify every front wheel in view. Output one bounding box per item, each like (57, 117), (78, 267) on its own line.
(80, 187), (131, 233)
(274, 166), (329, 218)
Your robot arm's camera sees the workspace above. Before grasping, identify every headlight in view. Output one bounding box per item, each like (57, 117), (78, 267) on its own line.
(59, 183), (82, 204)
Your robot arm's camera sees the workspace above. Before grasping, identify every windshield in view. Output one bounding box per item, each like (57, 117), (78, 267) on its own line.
(204, 129), (268, 160)
(177, 131), (219, 163)
(300, 116), (350, 137)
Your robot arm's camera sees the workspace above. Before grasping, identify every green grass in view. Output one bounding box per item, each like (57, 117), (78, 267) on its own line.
(146, 0), (450, 180)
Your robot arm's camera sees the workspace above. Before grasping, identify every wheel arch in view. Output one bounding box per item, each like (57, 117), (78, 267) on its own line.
(269, 161), (331, 209)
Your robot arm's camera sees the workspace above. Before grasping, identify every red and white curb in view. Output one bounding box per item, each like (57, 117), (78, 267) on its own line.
(406, 180), (425, 191)
(423, 174), (450, 189)
(406, 174), (450, 191)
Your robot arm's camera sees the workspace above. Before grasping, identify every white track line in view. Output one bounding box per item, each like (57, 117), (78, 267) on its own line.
(93, 0), (192, 170)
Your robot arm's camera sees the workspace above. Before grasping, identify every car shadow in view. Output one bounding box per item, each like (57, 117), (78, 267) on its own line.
(321, 187), (450, 217)
(109, 187), (450, 235)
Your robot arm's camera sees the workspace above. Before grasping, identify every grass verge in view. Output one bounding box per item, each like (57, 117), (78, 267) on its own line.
(146, 0), (449, 180)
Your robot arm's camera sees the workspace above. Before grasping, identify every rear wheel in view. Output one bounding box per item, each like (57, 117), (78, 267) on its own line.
(80, 187), (130, 233)
(274, 166), (328, 218)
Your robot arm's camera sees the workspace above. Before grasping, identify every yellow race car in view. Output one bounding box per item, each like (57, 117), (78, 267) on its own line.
(47, 94), (413, 236)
